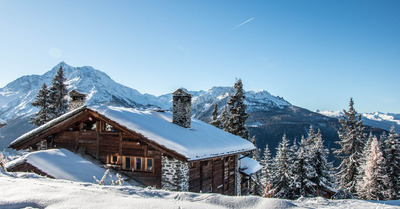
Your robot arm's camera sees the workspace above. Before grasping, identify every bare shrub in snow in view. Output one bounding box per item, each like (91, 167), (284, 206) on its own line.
(0, 151), (9, 172)
(93, 169), (124, 186)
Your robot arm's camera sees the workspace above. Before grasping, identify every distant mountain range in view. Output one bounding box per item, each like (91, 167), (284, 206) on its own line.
(0, 62), (393, 162)
(316, 110), (400, 133)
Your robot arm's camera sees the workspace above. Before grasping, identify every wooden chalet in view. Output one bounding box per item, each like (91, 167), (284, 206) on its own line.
(9, 89), (256, 196)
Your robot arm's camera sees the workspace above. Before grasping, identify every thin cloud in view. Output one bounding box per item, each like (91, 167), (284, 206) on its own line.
(227, 17), (255, 33)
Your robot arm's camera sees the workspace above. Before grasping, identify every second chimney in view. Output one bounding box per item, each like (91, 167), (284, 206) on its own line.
(172, 88), (192, 128)
(69, 90), (86, 111)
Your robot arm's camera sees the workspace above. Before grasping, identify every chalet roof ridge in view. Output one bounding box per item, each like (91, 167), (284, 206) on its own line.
(9, 105), (256, 161)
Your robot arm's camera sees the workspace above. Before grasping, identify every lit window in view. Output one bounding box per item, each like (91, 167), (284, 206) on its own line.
(112, 156), (118, 163)
(147, 158), (153, 171)
(122, 156), (153, 172)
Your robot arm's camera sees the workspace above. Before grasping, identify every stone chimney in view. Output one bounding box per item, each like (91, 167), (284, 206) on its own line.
(69, 90), (86, 111)
(172, 88), (192, 128)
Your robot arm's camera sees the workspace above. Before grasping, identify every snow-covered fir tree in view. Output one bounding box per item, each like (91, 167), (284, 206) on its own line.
(30, 83), (52, 126)
(290, 136), (317, 198)
(334, 98), (366, 195)
(357, 135), (389, 200)
(49, 65), (69, 118)
(226, 79), (249, 140)
(383, 126), (400, 199)
(356, 132), (374, 190)
(260, 143), (273, 188)
(210, 103), (221, 128)
(220, 105), (230, 132)
(310, 129), (335, 197)
(271, 134), (293, 199)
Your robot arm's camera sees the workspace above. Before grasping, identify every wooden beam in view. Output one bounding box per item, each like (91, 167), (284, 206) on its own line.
(96, 121), (100, 160)
(74, 132), (79, 151)
(119, 132), (122, 156)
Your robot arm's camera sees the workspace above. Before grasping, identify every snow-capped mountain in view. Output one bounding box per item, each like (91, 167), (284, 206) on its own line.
(0, 62), (290, 121)
(0, 62), (167, 121)
(0, 62), (291, 152)
(315, 110), (400, 133)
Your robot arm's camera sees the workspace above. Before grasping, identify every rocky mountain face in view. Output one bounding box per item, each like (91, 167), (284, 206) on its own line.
(0, 63), (390, 162)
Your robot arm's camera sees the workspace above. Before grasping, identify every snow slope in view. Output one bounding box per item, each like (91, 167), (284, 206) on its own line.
(1, 172), (399, 209)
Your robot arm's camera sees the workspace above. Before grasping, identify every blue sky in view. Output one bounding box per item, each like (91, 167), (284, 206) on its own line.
(0, 0), (399, 113)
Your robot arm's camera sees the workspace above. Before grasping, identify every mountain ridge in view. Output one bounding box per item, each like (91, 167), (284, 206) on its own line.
(0, 62), (290, 121)
(316, 110), (400, 133)
(0, 63), (392, 161)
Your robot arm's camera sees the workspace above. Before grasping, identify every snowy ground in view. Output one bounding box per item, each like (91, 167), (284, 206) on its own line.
(1, 172), (400, 209)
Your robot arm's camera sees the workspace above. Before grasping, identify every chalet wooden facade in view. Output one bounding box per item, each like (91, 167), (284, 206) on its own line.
(9, 89), (256, 196)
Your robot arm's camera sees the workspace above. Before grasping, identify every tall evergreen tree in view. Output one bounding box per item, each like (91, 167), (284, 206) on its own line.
(334, 98), (366, 195)
(357, 135), (389, 200)
(310, 129), (335, 197)
(260, 143), (273, 187)
(290, 136), (317, 198)
(210, 103), (221, 128)
(226, 79), (249, 140)
(383, 126), (400, 199)
(49, 65), (68, 118)
(271, 134), (293, 199)
(30, 83), (51, 126)
(220, 105), (230, 132)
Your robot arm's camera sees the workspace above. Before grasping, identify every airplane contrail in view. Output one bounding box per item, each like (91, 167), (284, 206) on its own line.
(228, 17), (255, 32)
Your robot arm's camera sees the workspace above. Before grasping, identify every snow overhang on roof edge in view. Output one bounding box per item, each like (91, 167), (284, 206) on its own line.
(9, 106), (88, 148)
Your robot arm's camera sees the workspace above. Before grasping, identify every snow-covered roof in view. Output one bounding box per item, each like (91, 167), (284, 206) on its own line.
(5, 149), (122, 183)
(240, 157), (262, 176)
(91, 106), (255, 161)
(10, 105), (255, 161)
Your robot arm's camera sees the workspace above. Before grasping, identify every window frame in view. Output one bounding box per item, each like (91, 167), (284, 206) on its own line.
(121, 156), (154, 173)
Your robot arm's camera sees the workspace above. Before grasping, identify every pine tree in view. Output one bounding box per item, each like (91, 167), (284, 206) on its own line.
(357, 135), (389, 200)
(290, 136), (317, 198)
(271, 134), (293, 199)
(49, 65), (68, 118)
(226, 79), (249, 140)
(311, 129), (335, 197)
(383, 126), (400, 199)
(210, 103), (221, 128)
(220, 105), (230, 132)
(260, 143), (273, 187)
(30, 83), (52, 126)
(334, 98), (366, 195)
